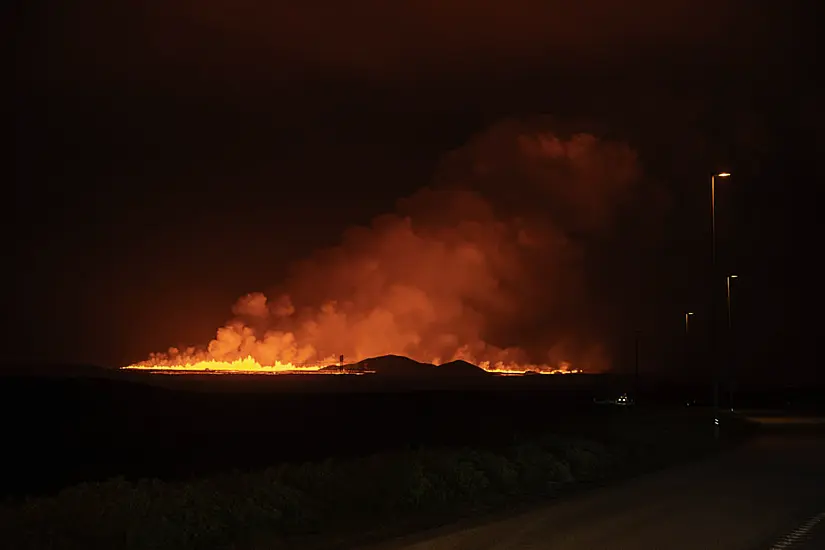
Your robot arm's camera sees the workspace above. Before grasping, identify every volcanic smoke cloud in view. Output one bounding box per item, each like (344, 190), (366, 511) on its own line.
(139, 118), (643, 372)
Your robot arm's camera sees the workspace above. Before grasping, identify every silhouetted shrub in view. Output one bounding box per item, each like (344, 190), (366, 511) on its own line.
(0, 412), (731, 550)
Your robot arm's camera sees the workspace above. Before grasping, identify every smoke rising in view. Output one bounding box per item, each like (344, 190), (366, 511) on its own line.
(141, 118), (646, 371)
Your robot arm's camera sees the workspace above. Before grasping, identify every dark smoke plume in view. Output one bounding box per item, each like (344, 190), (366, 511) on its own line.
(139, 118), (647, 372)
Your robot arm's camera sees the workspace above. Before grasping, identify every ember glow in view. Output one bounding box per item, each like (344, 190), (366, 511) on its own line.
(123, 354), (582, 375)
(123, 356), (324, 374)
(125, 121), (643, 376)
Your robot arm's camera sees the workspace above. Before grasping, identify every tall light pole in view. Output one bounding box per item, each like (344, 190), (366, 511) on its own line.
(711, 172), (730, 439)
(726, 275), (737, 330)
(634, 330), (640, 405)
(727, 274), (738, 411)
(684, 311), (694, 375)
(711, 172), (731, 262)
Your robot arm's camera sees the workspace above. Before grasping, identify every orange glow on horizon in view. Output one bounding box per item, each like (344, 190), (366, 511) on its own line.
(121, 356), (582, 376)
(119, 126), (626, 380)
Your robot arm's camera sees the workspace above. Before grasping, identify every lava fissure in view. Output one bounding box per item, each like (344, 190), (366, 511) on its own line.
(126, 122), (649, 376)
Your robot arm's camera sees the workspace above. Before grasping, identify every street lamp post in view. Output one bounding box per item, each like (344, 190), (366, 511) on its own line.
(727, 274), (738, 411)
(634, 330), (640, 405)
(726, 275), (737, 330)
(711, 172), (730, 439)
(684, 311), (694, 375)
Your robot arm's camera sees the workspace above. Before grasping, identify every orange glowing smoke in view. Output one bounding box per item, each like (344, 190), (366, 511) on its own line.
(125, 120), (644, 376)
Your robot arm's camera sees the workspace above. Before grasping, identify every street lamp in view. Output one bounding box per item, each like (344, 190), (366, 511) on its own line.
(683, 312), (695, 376)
(711, 172), (730, 439)
(726, 274), (738, 330)
(711, 172), (730, 267)
(727, 274), (738, 411)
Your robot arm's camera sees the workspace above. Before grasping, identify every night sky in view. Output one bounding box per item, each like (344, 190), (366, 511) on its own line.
(11, 1), (821, 380)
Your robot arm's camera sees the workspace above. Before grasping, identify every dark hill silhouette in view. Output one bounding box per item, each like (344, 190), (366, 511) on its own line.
(436, 359), (490, 377)
(354, 354), (434, 376)
(352, 355), (491, 378)
(318, 364), (343, 372)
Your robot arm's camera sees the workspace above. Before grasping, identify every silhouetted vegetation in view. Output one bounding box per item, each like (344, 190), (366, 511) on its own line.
(2, 366), (809, 549)
(1, 401), (751, 550)
(0, 372), (615, 499)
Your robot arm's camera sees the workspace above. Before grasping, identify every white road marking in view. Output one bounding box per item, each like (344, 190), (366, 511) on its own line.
(769, 511), (825, 549)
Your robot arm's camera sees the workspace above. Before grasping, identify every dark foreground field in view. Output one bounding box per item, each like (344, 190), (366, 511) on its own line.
(0, 369), (633, 499)
(0, 365), (821, 549)
(1, 366), (821, 500)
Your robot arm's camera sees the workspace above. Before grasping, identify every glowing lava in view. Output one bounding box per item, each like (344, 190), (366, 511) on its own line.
(122, 356), (325, 374)
(474, 360), (581, 375)
(120, 126), (633, 378)
(122, 356), (581, 375)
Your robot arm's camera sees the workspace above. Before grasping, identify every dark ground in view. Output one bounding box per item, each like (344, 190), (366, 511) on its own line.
(364, 433), (825, 550)
(1, 364), (823, 501)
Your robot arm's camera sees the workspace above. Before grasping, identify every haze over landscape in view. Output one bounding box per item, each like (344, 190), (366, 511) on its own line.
(11, 1), (820, 377)
(8, 3), (824, 550)
(131, 124), (655, 373)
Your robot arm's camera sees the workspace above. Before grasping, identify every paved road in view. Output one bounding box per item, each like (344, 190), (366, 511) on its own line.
(367, 434), (825, 550)
(795, 520), (825, 550)
(771, 510), (825, 550)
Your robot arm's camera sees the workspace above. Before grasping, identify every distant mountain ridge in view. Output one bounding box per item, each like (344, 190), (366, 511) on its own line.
(321, 355), (490, 377)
